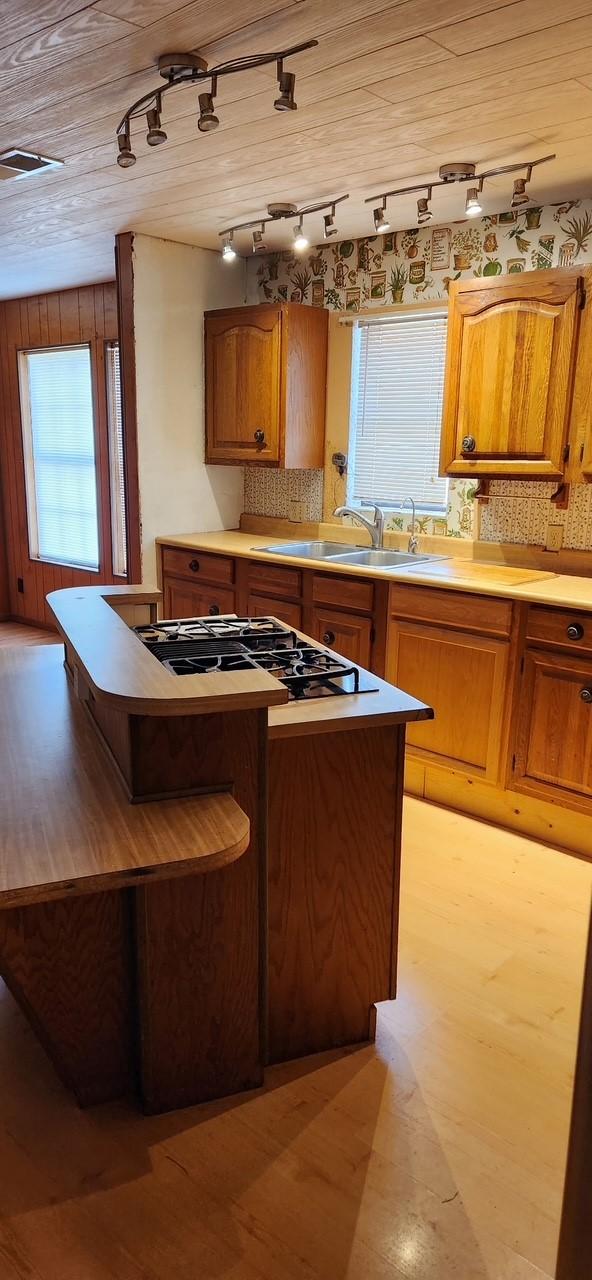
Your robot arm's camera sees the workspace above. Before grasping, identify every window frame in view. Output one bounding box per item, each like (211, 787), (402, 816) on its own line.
(346, 304), (449, 517)
(105, 340), (128, 578)
(18, 342), (103, 574)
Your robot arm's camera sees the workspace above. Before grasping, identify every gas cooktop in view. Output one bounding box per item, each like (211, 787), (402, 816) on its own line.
(133, 616), (378, 701)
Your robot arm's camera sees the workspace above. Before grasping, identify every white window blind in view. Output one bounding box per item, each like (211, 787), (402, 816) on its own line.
(350, 310), (449, 512)
(106, 342), (128, 577)
(19, 345), (100, 570)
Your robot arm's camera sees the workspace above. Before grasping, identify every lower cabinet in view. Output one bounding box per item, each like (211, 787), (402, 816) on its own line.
(310, 605), (373, 667)
(514, 648), (592, 801)
(163, 576), (235, 618)
(247, 592), (302, 629)
(388, 618), (509, 781)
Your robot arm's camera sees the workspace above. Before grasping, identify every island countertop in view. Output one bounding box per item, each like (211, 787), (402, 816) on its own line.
(47, 584), (432, 735)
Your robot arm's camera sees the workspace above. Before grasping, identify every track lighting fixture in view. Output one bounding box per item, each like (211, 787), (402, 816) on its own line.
(293, 219), (309, 251)
(198, 82), (219, 133)
(146, 101), (167, 146)
(221, 234), (236, 262)
(365, 154), (554, 227)
(219, 194), (348, 258)
(116, 40), (315, 167)
(117, 130), (136, 168)
(417, 191), (432, 224)
(511, 176), (530, 208)
(274, 65), (297, 111)
(373, 204), (390, 233)
(465, 185), (482, 217)
(323, 208), (338, 238)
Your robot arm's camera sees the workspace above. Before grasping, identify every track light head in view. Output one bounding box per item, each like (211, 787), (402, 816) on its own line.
(222, 234), (237, 262)
(511, 177), (530, 208)
(117, 131), (136, 167)
(465, 186), (482, 217)
(252, 227), (267, 253)
(417, 195), (432, 224)
(323, 209), (338, 238)
(293, 219), (308, 251)
(373, 204), (390, 233)
(198, 91), (219, 132)
(274, 69), (296, 111)
(146, 106), (167, 146)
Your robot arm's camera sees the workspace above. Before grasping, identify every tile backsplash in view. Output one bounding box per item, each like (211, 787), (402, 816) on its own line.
(243, 194), (592, 549)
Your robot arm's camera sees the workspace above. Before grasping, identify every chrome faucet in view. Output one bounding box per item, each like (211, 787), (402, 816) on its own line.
(333, 504), (386, 549)
(401, 497), (419, 554)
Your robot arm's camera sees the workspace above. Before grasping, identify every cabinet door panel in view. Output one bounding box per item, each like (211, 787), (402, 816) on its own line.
(441, 270), (582, 479)
(515, 649), (592, 798)
(247, 593), (302, 630)
(388, 621), (508, 780)
(163, 577), (235, 619)
(310, 607), (372, 667)
(205, 309), (281, 464)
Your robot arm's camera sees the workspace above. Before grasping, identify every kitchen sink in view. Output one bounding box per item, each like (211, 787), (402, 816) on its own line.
(255, 541), (356, 559)
(330, 549), (438, 568)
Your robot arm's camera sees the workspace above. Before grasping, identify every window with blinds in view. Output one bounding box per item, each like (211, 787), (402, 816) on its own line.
(349, 310), (449, 512)
(19, 345), (100, 570)
(106, 342), (127, 576)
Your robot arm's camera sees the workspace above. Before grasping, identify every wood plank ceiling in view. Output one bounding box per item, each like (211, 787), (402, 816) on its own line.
(1, 0), (592, 298)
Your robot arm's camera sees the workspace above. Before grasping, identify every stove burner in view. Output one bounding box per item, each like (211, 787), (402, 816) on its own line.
(133, 616), (375, 700)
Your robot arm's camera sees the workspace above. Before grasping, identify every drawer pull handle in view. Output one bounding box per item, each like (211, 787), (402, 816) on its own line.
(567, 623), (584, 641)
(208, 604), (220, 616)
(322, 630), (336, 645)
(254, 429), (266, 446)
(580, 688), (592, 703)
(188, 559), (200, 573)
(462, 435), (476, 453)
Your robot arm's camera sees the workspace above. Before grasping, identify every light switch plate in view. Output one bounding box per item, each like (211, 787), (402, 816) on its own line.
(289, 499), (305, 522)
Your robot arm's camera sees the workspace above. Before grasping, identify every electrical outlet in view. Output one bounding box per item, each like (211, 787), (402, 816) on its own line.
(288, 499), (305, 522)
(546, 523), (564, 552)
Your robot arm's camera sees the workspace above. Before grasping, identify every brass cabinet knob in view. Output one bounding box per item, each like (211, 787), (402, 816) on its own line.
(567, 623), (585, 641)
(462, 435), (476, 453)
(189, 559), (200, 572)
(580, 687), (592, 703)
(322, 630), (336, 645)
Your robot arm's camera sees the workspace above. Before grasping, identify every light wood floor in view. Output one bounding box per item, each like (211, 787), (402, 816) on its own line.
(0, 798), (589, 1279)
(0, 621), (60, 647)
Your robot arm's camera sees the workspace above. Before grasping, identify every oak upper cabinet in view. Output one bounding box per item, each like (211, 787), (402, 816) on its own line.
(205, 303), (328, 468)
(440, 266), (592, 480)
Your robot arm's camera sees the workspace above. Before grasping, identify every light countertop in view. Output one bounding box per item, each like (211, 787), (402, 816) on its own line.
(157, 529), (592, 611)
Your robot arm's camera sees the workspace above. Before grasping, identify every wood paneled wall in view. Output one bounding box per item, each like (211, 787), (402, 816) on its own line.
(0, 283), (125, 627)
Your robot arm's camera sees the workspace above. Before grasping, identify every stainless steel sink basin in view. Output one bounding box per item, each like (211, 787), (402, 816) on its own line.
(255, 541), (355, 559)
(331, 549), (438, 568)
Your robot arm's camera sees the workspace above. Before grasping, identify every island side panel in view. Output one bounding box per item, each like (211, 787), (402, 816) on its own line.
(0, 890), (134, 1106)
(267, 723), (404, 1064)
(133, 708), (268, 1112)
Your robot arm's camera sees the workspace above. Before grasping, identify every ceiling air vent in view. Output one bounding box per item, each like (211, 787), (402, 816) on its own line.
(0, 150), (64, 181)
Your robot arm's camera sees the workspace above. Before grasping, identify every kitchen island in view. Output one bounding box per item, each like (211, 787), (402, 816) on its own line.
(0, 585), (431, 1114)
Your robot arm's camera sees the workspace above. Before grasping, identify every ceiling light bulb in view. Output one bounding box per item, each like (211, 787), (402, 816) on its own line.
(117, 132), (136, 167)
(465, 186), (482, 217)
(222, 235), (237, 261)
(274, 70), (296, 112)
(146, 107), (167, 146)
(293, 220), (308, 251)
(323, 211), (337, 238)
(417, 196), (432, 224)
(511, 177), (529, 207)
(198, 92), (219, 133)
(373, 205), (390, 233)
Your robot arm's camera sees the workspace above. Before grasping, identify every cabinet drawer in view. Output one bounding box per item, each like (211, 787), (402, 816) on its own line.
(312, 573), (374, 614)
(248, 560), (302, 600)
(391, 583), (512, 638)
(248, 593), (302, 630)
(526, 606), (592, 656)
(161, 547), (235, 586)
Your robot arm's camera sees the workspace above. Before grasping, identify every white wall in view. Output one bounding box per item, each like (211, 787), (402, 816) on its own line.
(132, 234), (246, 584)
